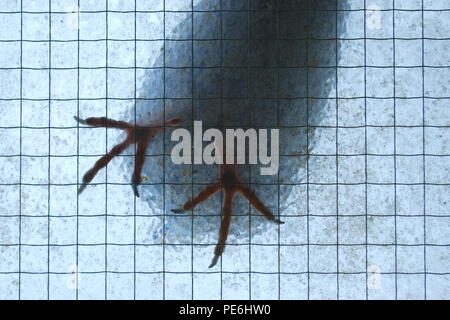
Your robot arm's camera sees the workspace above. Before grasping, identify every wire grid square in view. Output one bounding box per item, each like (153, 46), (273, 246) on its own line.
(0, 0), (449, 300)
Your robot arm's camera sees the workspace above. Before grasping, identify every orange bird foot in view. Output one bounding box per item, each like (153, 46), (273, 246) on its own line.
(172, 164), (284, 268)
(75, 116), (181, 197)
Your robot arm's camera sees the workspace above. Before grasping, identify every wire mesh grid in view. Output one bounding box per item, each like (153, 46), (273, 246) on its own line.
(0, 0), (449, 299)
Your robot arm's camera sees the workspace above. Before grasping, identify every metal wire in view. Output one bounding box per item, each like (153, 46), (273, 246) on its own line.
(0, 0), (449, 300)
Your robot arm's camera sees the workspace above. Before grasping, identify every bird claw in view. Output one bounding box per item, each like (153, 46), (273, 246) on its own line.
(77, 183), (87, 195)
(171, 208), (185, 213)
(73, 116), (87, 125)
(132, 184), (140, 198)
(209, 255), (220, 268)
(273, 218), (285, 225)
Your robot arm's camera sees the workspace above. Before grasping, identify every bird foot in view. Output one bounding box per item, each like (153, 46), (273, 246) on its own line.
(173, 164), (284, 268)
(75, 115), (181, 196)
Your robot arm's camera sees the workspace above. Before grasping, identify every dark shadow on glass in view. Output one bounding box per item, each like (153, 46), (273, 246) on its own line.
(120, 0), (350, 254)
